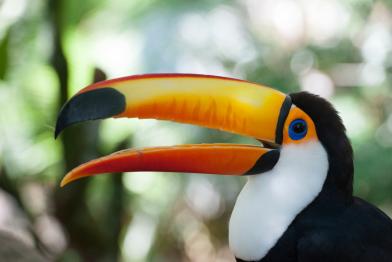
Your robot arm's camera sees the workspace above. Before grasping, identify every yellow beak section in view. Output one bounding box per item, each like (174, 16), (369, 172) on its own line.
(60, 144), (276, 187)
(55, 74), (288, 143)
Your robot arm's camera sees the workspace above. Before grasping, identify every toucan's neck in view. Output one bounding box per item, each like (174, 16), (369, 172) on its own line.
(322, 137), (354, 201)
(309, 172), (353, 213)
(293, 165), (354, 229)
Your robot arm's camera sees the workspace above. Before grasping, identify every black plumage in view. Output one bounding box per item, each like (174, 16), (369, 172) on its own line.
(237, 92), (392, 262)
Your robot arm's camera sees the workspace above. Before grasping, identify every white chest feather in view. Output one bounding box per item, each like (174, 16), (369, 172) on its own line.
(229, 142), (329, 261)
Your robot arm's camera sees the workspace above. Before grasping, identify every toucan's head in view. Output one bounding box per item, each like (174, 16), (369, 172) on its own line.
(55, 74), (353, 197)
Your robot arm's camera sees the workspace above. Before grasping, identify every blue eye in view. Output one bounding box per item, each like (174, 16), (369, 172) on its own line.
(289, 119), (308, 140)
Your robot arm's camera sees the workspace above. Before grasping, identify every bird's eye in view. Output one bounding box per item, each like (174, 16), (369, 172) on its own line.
(288, 119), (307, 140)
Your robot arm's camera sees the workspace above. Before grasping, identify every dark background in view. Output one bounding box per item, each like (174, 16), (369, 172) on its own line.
(0, 0), (391, 261)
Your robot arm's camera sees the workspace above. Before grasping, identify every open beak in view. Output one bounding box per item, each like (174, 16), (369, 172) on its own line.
(55, 74), (292, 187)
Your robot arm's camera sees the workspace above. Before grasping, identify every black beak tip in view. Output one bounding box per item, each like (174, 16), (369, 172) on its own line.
(53, 87), (126, 139)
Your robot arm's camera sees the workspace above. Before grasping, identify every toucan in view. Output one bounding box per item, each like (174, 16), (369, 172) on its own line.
(55, 74), (392, 262)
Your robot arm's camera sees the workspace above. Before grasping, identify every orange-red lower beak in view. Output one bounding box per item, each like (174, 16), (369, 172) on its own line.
(60, 143), (279, 187)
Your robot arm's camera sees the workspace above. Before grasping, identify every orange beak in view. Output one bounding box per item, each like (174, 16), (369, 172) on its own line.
(55, 74), (291, 187)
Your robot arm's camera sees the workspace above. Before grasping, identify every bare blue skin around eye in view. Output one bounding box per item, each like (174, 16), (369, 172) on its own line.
(289, 119), (308, 140)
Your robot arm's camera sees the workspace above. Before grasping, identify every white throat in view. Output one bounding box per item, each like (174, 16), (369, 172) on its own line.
(229, 141), (328, 261)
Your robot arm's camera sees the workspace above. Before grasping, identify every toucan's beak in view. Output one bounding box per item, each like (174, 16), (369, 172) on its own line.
(56, 74), (292, 187)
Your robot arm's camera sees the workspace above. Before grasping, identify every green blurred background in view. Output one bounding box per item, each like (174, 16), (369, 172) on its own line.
(0, 0), (391, 261)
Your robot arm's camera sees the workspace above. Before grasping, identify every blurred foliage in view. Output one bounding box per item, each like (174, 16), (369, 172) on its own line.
(0, 0), (391, 261)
